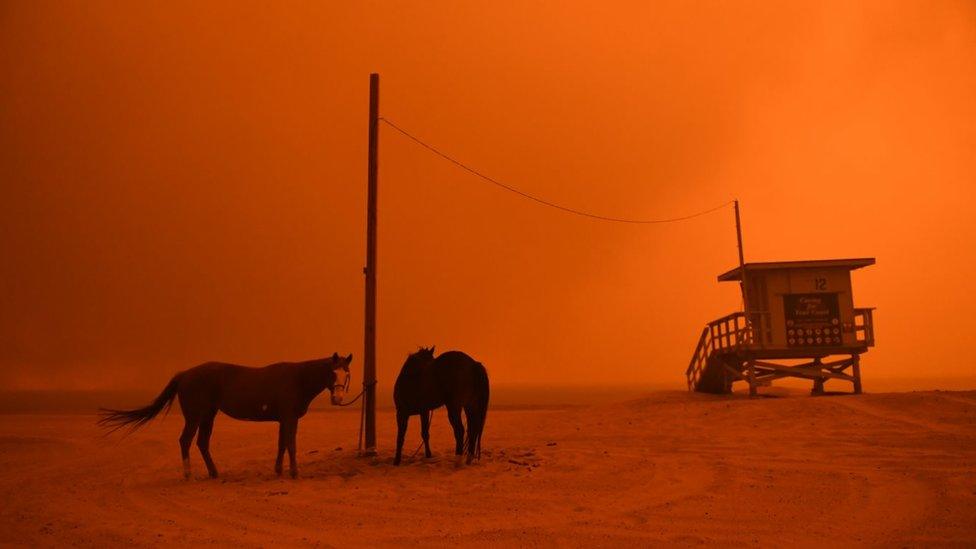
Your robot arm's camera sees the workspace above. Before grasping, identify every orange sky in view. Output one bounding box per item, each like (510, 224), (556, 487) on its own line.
(1, 1), (974, 391)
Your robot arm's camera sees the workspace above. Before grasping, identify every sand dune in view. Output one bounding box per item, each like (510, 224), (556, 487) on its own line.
(1, 390), (974, 546)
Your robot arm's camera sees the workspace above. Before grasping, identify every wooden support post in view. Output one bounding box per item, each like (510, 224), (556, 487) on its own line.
(747, 360), (757, 397)
(811, 358), (825, 395)
(723, 363), (735, 394)
(361, 73), (379, 456)
(852, 354), (862, 395)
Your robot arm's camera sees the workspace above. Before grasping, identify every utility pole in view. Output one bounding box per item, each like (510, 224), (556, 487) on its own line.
(361, 73), (379, 456)
(734, 199), (753, 342)
(734, 198), (749, 306)
(734, 199), (745, 271)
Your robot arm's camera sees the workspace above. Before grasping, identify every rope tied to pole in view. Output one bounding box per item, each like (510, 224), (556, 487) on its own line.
(408, 409), (434, 460)
(348, 379), (377, 455)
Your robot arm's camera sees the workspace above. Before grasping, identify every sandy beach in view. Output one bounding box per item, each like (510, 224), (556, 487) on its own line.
(4, 1), (975, 546)
(1, 389), (974, 547)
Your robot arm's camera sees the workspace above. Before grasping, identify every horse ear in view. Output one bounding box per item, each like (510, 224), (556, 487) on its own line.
(332, 352), (339, 362)
(429, 345), (435, 355)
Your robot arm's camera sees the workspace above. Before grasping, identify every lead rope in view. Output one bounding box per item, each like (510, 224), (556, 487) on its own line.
(336, 371), (363, 407)
(408, 409), (434, 460)
(337, 389), (364, 407)
(353, 379), (376, 454)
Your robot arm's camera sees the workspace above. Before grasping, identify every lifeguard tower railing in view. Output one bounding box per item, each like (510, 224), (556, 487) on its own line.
(686, 308), (875, 392)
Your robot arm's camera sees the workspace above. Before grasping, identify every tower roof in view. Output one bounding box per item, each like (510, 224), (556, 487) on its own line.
(718, 257), (875, 282)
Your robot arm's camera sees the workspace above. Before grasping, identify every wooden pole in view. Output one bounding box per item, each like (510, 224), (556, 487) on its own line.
(362, 73), (379, 456)
(734, 199), (745, 270)
(734, 200), (753, 340)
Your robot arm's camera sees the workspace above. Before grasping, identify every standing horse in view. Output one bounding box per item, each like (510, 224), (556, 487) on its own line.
(98, 353), (352, 479)
(393, 347), (489, 466)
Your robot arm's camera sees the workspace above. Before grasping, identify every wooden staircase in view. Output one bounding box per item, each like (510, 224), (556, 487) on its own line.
(686, 312), (754, 393)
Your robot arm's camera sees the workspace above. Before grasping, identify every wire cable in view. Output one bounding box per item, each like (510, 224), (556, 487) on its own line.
(379, 117), (733, 224)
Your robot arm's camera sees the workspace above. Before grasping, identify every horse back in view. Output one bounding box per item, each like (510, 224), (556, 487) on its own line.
(394, 351), (488, 415)
(433, 351), (488, 407)
(178, 362), (302, 420)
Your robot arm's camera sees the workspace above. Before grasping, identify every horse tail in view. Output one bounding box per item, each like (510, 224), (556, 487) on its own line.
(468, 362), (489, 459)
(97, 373), (182, 434)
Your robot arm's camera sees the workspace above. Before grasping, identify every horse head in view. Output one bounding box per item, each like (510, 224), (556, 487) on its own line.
(329, 352), (353, 405)
(395, 346), (437, 383)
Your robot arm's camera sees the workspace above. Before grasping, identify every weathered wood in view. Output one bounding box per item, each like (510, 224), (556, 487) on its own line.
(688, 260), (873, 395)
(819, 357), (856, 368)
(692, 350), (862, 394)
(362, 73), (379, 456)
(747, 361), (757, 397)
(722, 363), (745, 380)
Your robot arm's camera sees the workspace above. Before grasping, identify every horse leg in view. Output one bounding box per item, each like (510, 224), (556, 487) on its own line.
(393, 412), (408, 466)
(447, 405), (464, 456)
(420, 410), (432, 459)
(196, 410), (219, 479)
(463, 404), (481, 465)
(179, 415), (200, 480)
(286, 419), (299, 479)
(275, 421), (288, 476)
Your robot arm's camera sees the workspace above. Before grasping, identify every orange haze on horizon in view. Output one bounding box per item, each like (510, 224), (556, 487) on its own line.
(1, 2), (975, 392)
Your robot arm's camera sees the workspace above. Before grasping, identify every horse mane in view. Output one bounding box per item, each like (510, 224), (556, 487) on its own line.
(305, 353), (347, 370)
(414, 345), (435, 358)
(402, 346), (436, 373)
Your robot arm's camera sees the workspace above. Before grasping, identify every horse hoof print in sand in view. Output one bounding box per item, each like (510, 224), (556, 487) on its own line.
(98, 353), (353, 479)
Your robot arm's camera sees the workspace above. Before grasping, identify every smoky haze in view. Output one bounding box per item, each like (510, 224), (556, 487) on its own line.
(1, 2), (974, 392)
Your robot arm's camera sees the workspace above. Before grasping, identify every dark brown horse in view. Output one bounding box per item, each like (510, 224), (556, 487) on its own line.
(98, 353), (352, 479)
(393, 347), (489, 466)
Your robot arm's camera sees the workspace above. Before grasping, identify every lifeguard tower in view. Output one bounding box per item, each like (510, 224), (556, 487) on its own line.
(686, 258), (876, 395)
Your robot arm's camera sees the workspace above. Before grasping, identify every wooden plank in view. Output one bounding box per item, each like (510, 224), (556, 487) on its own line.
(722, 363), (745, 380)
(739, 347), (868, 360)
(753, 362), (822, 374)
(748, 361), (757, 397)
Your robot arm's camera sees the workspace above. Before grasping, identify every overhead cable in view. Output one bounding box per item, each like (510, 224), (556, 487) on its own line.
(379, 117), (733, 224)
